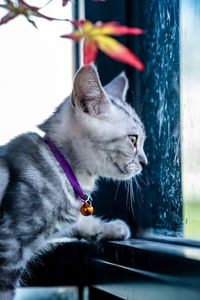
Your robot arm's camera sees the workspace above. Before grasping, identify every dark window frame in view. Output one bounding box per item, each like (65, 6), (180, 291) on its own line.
(84, 0), (182, 238)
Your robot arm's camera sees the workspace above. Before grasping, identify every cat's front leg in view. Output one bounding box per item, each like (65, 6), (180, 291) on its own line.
(74, 215), (131, 242)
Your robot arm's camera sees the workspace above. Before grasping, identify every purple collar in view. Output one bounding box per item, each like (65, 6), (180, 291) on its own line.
(44, 136), (86, 202)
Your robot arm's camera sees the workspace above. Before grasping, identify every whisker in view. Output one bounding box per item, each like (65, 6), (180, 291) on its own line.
(125, 179), (131, 210)
(134, 176), (142, 190)
(134, 175), (144, 204)
(137, 174), (147, 186)
(130, 177), (135, 218)
(114, 181), (121, 202)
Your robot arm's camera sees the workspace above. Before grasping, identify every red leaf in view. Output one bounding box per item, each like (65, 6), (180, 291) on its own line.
(0, 12), (15, 25)
(61, 19), (144, 70)
(63, 0), (69, 6)
(0, 0), (72, 26)
(95, 22), (143, 35)
(61, 33), (80, 42)
(83, 40), (98, 66)
(105, 43), (144, 71)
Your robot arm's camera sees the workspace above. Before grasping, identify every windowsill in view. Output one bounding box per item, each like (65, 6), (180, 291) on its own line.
(96, 239), (200, 279)
(139, 231), (200, 247)
(90, 238), (200, 299)
(104, 238), (200, 262)
(90, 280), (200, 300)
(24, 238), (200, 290)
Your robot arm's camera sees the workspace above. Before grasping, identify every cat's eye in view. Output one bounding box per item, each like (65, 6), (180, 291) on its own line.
(128, 135), (138, 146)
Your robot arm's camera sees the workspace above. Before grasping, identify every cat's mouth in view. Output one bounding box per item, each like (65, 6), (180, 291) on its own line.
(114, 162), (127, 175)
(114, 160), (141, 179)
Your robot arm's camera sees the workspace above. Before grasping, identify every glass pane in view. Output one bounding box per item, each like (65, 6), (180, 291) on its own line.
(181, 0), (200, 239)
(0, 0), (73, 145)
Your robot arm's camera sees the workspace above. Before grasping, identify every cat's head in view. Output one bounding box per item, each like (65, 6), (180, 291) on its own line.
(40, 65), (147, 181)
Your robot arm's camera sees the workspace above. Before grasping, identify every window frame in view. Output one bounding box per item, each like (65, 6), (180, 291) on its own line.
(84, 0), (182, 237)
(24, 240), (200, 299)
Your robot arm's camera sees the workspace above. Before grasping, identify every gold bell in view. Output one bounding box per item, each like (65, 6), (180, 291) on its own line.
(80, 200), (93, 216)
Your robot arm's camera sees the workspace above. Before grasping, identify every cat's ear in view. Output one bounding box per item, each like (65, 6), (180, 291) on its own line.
(104, 72), (129, 102)
(71, 64), (109, 116)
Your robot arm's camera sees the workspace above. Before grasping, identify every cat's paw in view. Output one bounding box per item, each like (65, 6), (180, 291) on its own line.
(97, 219), (131, 242)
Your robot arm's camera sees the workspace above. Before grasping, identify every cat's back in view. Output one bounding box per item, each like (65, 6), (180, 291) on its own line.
(1, 132), (65, 197)
(3, 132), (46, 166)
(0, 132), (47, 209)
(0, 132), (77, 225)
(2, 132), (63, 183)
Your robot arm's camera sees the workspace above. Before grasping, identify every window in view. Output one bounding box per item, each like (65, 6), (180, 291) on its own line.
(82, 2), (200, 298)
(0, 0), (73, 145)
(1, 1), (200, 299)
(181, 0), (200, 240)
(85, 0), (182, 238)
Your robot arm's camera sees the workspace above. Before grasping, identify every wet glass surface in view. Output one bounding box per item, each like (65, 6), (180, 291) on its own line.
(85, 0), (183, 236)
(181, 0), (200, 239)
(135, 0), (182, 236)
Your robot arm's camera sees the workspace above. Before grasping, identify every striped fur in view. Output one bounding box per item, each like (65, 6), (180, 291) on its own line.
(0, 65), (146, 299)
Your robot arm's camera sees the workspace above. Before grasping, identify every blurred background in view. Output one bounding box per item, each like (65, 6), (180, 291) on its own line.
(181, 0), (200, 239)
(0, 0), (73, 144)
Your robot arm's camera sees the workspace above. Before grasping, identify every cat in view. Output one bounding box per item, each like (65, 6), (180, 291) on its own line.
(0, 64), (147, 300)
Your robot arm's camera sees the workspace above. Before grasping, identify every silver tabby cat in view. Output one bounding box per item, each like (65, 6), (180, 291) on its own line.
(0, 64), (147, 300)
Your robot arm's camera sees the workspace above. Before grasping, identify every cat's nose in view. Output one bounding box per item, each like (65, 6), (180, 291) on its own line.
(140, 161), (147, 168)
(138, 153), (148, 169)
